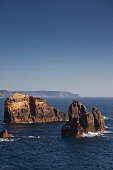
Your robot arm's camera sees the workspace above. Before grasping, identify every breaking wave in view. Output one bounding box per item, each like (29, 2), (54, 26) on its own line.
(0, 136), (41, 142)
(82, 130), (113, 138)
(0, 138), (20, 142)
(103, 130), (113, 134)
(104, 116), (113, 120)
(82, 132), (102, 138)
(28, 136), (40, 138)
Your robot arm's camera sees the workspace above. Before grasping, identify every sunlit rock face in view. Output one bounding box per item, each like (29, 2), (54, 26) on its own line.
(4, 93), (68, 123)
(61, 100), (105, 137)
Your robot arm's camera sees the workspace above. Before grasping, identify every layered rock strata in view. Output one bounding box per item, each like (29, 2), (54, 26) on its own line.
(61, 100), (105, 137)
(0, 130), (13, 138)
(4, 93), (67, 123)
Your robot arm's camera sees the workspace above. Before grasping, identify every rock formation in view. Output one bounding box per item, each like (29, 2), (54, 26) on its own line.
(0, 130), (13, 138)
(61, 100), (105, 137)
(4, 93), (67, 123)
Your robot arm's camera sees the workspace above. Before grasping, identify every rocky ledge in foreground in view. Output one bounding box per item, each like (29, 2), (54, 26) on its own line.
(4, 93), (68, 123)
(61, 100), (105, 137)
(0, 130), (13, 138)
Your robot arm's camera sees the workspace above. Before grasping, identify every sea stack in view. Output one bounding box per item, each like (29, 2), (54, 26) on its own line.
(4, 93), (67, 123)
(0, 130), (13, 138)
(61, 100), (105, 137)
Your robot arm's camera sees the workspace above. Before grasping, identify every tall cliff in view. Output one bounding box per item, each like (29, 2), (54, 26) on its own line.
(4, 93), (67, 123)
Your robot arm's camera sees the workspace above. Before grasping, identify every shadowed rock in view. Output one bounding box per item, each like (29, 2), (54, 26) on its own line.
(0, 130), (13, 138)
(61, 100), (105, 137)
(4, 93), (68, 123)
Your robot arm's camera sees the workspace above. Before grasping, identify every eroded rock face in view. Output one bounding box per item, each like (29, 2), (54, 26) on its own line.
(0, 130), (13, 138)
(61, 100), (105, 137)
(4, 93), (67, 123)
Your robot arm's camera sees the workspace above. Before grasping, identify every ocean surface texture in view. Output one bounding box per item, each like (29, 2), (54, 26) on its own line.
(0, 97), (113, 170)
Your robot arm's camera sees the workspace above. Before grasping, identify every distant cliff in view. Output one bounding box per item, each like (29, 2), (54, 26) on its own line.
(0, 90), (9, 98)
(0, 90), (80, 98)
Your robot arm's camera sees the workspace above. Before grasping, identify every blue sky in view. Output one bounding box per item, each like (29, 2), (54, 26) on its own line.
(0, 0), (113, 97)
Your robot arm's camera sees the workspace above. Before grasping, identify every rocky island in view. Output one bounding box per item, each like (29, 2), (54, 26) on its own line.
(4, 93), (67, 123)
(0, 130), (13, 138)
(61, 100), (105, 137)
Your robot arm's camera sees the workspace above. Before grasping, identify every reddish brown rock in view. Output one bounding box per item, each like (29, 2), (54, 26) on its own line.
(61, 100), (105, 137)
(92, 107), (105, 131)
(4, 93), (68, 123)
(0, 130), (13, 138)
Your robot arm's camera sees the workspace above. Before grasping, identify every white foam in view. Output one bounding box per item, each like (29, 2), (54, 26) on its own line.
(0, 138), (15, 142)
(104, 116), (108, 119)
(28, 136), (40, 138)
(105, 126), (108, 129)
(82, 131), (103, 138)
(103, 116), (113, 120)
(82, 130), (113, 138)
(37, 136), (40, 138)
(29, 136), (35, 138)
(103, 130), (113, 134)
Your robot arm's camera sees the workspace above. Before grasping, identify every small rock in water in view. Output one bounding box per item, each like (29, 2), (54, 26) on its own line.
(0, 130), (14, 138)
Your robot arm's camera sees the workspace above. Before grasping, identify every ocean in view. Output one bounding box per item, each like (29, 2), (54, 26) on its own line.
(0, 97), (113, 170)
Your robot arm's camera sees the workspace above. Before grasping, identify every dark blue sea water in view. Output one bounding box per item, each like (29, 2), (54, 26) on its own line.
(0, 97), (113, 170)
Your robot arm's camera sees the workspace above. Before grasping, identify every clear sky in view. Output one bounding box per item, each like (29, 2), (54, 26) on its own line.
(0, 0), (113, 97)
